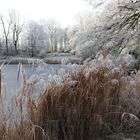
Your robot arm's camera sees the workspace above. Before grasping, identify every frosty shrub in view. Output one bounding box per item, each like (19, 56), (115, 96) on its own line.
(61, 57), (70, 64)
(117, 53), (136, 69)
(130, 47), (140, 70)
(76, 40), (98, 59)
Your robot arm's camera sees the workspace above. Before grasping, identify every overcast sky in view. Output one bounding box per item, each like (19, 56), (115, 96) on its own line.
(0, 0), (92, 27)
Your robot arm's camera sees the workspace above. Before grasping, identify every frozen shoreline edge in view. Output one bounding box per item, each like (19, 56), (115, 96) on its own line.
(0, 56), (83, 64)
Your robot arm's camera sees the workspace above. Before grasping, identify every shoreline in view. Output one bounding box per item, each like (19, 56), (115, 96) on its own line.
(0, 56), (83, 65)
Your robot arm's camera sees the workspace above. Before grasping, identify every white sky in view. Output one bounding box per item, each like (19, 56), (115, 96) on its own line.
(0, 0), (92, 27)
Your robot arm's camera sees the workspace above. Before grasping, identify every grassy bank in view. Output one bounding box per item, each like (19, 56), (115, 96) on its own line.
(0, 55), (83, 65)
(0, 57), (140, 140)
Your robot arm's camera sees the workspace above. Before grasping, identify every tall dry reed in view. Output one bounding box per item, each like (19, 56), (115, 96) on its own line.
(36, 66), (125, 140)
(0, 64), (140, 140)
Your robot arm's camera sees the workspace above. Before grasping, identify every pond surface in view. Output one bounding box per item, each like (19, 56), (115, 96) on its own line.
(1, 64), (68, 96)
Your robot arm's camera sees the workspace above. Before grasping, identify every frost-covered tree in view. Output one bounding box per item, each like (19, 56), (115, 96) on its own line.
(74, 0), (140, 60)
(56, 27), (69, 52)
(41, 19), (70, 52)
(44, 19), (59, 52)
(73, 12), (105, 59)
(117, 0), (140, 69)
(25, 21), (47, 57)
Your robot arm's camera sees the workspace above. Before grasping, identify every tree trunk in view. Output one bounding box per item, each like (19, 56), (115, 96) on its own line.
(54, 40), (57, 51)
(5, 39), (9, 54)
(31, 47), (34, 57)
(14, 40), (18, 54)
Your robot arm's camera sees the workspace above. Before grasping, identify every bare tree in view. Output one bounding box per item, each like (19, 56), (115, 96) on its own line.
(0, 15), (12, 54)
(9, 10), (23, 54)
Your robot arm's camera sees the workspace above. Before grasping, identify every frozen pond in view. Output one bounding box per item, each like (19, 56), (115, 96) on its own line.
(1, 64), (69, 96)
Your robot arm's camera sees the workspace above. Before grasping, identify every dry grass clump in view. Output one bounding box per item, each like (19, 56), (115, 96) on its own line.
(36, 65), (126, 140)
(0, 97), (47, 140)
